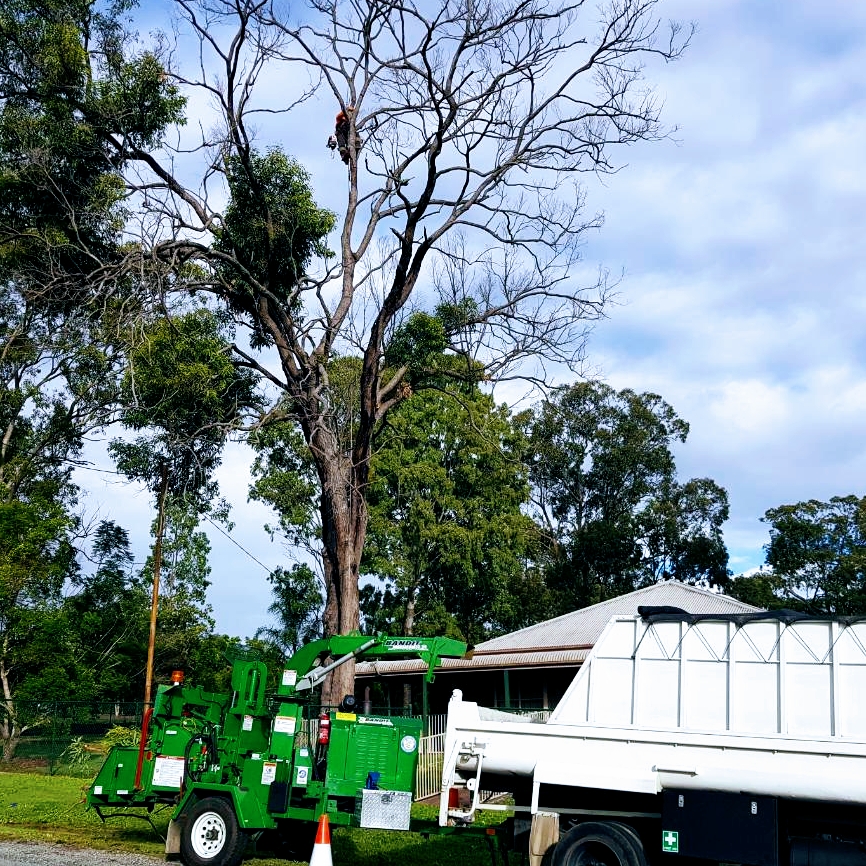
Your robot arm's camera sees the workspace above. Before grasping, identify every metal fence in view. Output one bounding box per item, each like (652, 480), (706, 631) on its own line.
(413, 709), (551, 801)
(0, 700), (145, 776)
(0, 701), (547, 801)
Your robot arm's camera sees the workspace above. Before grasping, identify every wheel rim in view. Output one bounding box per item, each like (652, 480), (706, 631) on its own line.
(190, 810), (228, 859)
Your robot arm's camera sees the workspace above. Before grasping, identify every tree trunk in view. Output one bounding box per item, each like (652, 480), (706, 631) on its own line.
(0, 656), (20, 762)
(402, 589), (416, 636)
(0, 725), (20, 763)
(318, 452), (367, 707)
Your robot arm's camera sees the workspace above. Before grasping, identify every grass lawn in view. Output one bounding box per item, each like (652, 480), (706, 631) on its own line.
(0, 772), (501, 865)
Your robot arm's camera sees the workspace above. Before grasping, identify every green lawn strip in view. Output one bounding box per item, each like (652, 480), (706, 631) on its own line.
(0, 771), (168, 856)
(0, 773), (499, 865)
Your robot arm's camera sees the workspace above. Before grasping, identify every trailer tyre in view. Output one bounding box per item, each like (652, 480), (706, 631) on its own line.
(180, 797), (247, 866)
(553, 821), (647, 866)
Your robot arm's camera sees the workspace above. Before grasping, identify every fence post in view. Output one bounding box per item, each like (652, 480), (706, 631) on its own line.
(49, 703), (56, 776)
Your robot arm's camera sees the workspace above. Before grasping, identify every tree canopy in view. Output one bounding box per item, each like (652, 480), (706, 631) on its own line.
(0, 0), (748, 708)
(51, 0), (688, 701)
(527, 381), (729, 613)
(363, 383), (538, 643)
(730, 496), (866, 614)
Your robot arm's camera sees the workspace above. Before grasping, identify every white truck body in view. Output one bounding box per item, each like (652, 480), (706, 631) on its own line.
(440, 611), (866, 825)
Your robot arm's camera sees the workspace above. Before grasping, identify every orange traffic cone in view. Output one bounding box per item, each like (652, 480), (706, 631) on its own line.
(309, 813), (333, 866)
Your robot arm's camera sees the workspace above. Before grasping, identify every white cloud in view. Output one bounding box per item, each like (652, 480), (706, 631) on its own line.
(707, 379), (792, 438)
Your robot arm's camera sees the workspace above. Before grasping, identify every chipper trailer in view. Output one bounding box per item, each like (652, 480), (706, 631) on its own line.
(88, 633), (467, 866)
(440, 608), (866, 866)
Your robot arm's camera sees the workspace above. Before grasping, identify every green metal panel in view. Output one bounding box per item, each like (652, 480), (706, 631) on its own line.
(325, 714), (421, 796)
(89, 746), (143, 805)
(269, 702), (303, 759)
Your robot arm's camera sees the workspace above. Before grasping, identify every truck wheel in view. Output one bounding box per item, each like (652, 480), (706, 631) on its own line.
(180, 796), (247, 866)
(553, 821), (647, 866)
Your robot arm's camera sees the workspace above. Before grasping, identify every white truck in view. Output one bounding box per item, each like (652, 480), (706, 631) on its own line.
(439, 607), (866, 866)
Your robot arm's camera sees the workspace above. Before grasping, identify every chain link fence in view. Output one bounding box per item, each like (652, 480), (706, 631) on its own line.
(0, 700), (426, 777)
(1, 700), (533, 790)
(0, 700), (145, 777)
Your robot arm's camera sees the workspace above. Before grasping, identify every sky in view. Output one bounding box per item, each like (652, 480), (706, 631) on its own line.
(74, 0), (866, 639)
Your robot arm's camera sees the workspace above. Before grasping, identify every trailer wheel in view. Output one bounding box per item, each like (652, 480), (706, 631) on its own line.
(180, 796), (247, 866)
(553, 821), (647, 866)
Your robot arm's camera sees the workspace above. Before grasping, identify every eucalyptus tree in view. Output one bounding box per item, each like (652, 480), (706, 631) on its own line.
(728, 496), (866, 614)
(0, 0), (184, 752)
(528, 381), (729, 612)
(9, 0), (692, 700)
(110, 307), (259, 702)
(363, 382), (537, 643)
(255, 563), (323, 658)
(761, 496), (866, 614)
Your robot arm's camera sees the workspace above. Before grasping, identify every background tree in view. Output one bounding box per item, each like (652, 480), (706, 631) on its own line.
(727, 568), (787, 611)
(255, 563), (322, 658)
(0, 0), (183, 306)
(139, 501), (221, 682)
(528, 381), (729, 613)
(637, 477), (730, 586)
(362, 383), (537, 643)
(109, 306), (259, 702)
(0, 0), (190, 729)
(0, 489), (78, 760)
(110, 308), (258, 505)
(62, 519), (149, 701)
(733, 496), (866, 614)
(0, 0), (186, 496)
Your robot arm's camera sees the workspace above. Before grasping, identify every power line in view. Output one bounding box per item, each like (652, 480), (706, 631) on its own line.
(204, 515), (277, 579)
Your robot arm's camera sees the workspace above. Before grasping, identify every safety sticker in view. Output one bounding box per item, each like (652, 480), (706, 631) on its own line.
(274, 715), (297, 735)
(261, 762), (277, 786)
(152, 755), (185, 789)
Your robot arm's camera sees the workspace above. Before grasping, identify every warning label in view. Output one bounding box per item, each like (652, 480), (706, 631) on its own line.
(261, 762), (277, 786)
(152, 755), (185, 789)
(274, 715), (297, 735)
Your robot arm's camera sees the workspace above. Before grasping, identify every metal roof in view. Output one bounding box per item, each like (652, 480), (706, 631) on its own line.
(477, 581), (759, 652)
(355, 582), (759, 678)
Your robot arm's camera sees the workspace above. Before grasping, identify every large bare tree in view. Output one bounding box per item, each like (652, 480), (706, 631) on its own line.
(99, 0), (690, 701)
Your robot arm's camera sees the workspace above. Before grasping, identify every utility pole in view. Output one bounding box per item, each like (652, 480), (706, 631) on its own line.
(143, 463), (169, 708)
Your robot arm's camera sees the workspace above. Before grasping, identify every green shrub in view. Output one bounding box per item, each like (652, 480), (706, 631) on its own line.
(102, 725), (141, 748)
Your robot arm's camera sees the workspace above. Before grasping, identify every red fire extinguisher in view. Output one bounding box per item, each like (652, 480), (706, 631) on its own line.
(318, 710), (331, 745)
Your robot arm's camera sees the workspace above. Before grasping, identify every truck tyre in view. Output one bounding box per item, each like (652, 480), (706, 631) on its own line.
(180, 797), (247, 866)
(552, 821), (647, 866)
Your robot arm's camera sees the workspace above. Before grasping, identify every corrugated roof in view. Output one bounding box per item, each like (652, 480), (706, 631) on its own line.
(355, 582), (759, 678)
(477, 581), (759, 652)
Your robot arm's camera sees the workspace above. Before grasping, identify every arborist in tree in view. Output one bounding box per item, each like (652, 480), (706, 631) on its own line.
(327, 105), (355, 164)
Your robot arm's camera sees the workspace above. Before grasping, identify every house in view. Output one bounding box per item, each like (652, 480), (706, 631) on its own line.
(354, 581), (760, 717)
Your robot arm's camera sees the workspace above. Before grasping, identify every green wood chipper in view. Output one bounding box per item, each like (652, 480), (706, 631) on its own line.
(87, 633), (467, 866)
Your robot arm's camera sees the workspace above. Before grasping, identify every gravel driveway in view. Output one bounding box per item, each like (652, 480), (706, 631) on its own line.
(0, 841), (163, 865)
